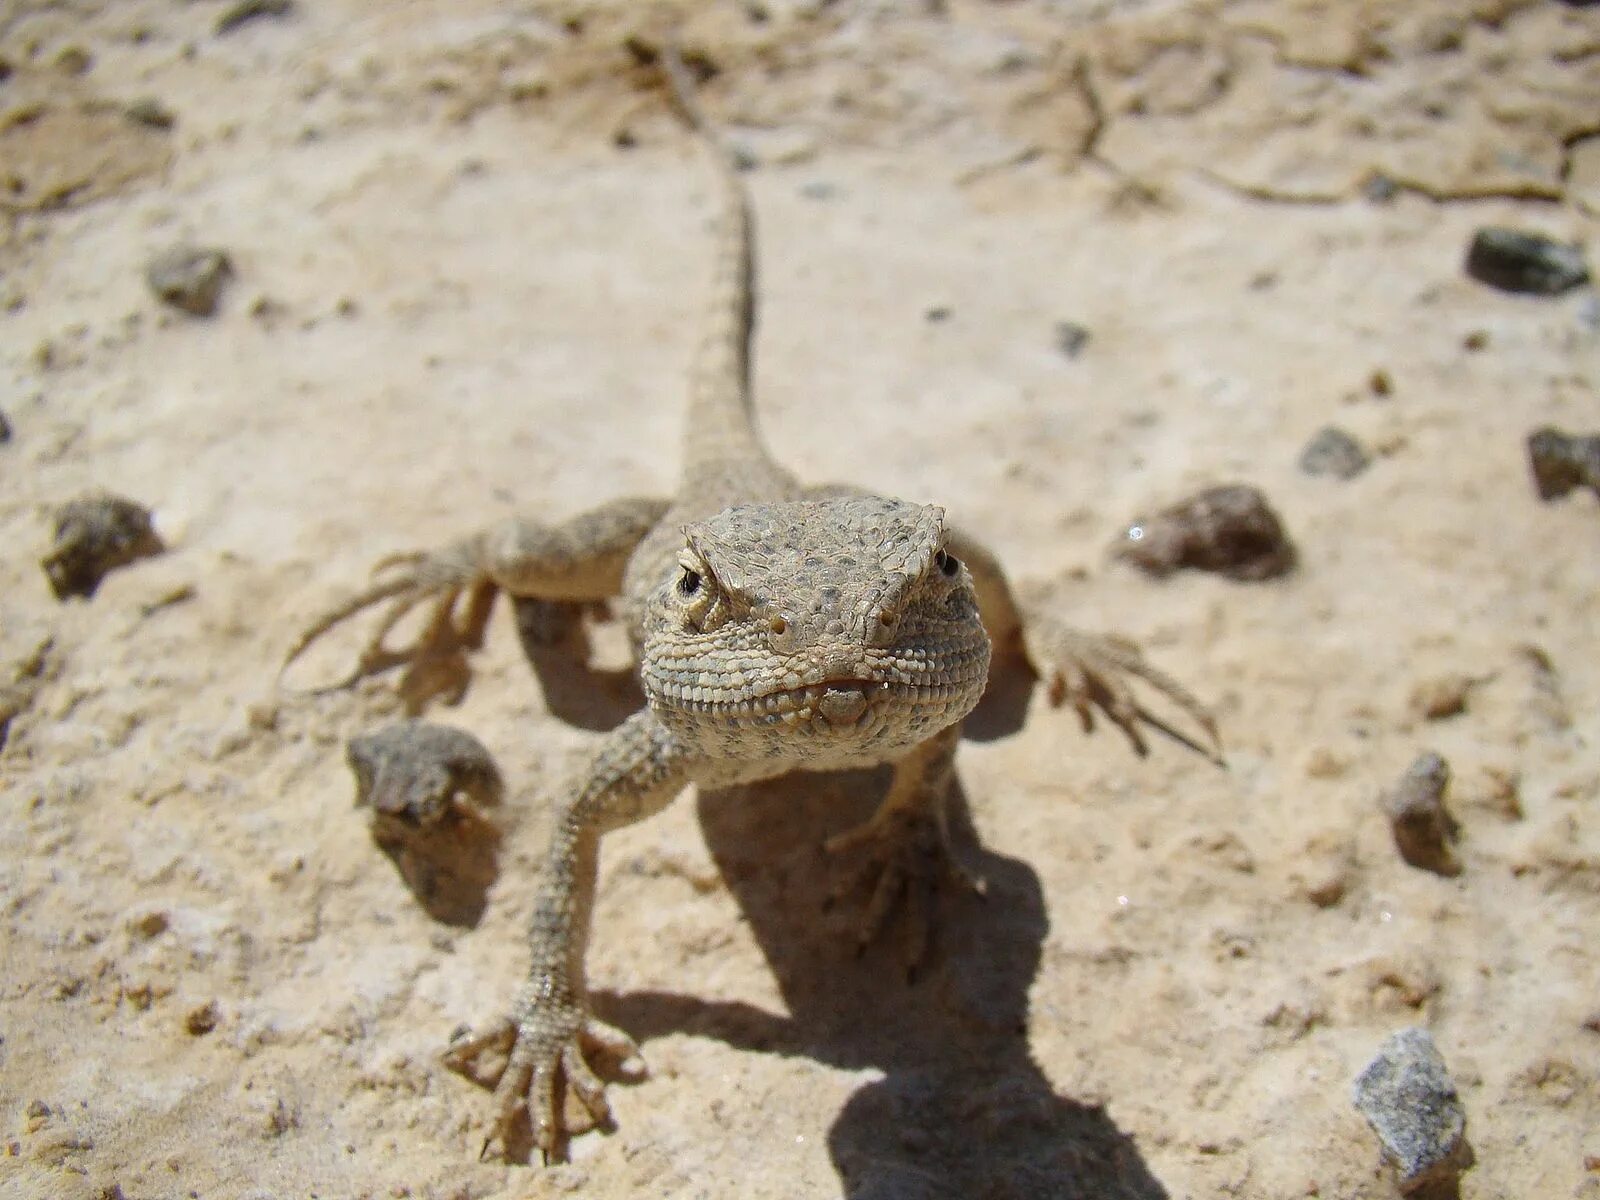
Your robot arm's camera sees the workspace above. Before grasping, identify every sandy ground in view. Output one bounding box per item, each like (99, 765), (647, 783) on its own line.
(3, 1), (1599, 1197)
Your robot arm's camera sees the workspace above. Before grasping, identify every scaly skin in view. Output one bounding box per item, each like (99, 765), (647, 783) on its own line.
(285, 45), (1220, 1163)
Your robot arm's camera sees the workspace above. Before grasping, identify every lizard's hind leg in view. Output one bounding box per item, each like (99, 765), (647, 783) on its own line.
(824, 723), (980, 971)
(283, 496), (668, 711)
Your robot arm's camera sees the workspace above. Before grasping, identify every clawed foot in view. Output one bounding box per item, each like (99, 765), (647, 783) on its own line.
(824, 805), (985, 972)
(442, 1005), (643, 1164)
(1027, 624), (1223, 764)
(281, 541), (496, 712)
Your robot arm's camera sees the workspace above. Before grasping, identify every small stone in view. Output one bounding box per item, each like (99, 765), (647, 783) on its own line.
(0, 408), (11, 443)
(349, 722), (504, 927)
(1117, 483), (1296, 581)
(1304, 871), (1347, 909)
(1461, 329), (1489, 352)
(41, 494), (165, 600)
(1464, 228), (1589, 296)
(347, 721), (501, 831)
(1352, 1028), (1472, 1194)
(1380, 752), (1461, 877)
(1298, 427), (1370, 480)
(215, 0), (295, 36)
(1410, 673), (1472, 720)
(129, 910), (169, 939)
(184, 1000), (219, 1035)
(1368, 369), (1392, 398)
(1527, 426), (1600, 502)
(146, 246), (232, 317)
(1053, 321), (1091, 359)
(924, 305), (952, 323)
(1363, 172), (1399, 204)
(125, 98), (176, 129)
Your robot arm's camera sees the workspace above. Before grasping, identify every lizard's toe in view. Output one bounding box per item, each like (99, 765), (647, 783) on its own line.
(826, 808), (983, 970)
(445, 1009), (640, 1163)
(1028, 623), (1221, 763)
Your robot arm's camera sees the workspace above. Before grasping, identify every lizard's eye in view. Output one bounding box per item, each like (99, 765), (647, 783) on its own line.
(678, 568), (703, 597)
(935, 549), (960, 577)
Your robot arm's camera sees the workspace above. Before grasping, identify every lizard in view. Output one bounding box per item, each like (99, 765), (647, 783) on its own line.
(283, 46), (1220, 1163)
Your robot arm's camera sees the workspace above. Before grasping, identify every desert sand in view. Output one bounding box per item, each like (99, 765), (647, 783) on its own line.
(2, 1), (1598, 1197)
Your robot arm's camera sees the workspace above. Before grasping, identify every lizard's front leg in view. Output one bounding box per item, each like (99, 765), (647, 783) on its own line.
(442, 709), (702, 1162)
(283, 497), (668, 707)
(825, 723), (975, 969)
(948, 527), (1222, 762)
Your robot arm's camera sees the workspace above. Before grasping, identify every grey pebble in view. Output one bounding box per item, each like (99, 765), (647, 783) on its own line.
(1363, 171), (1399, 204)
(1464, 228), (1589, 296)
(1298, 426), (1370, 479)
(146, 246), (232, 317)
(0, 408), (11, 444)
(1053, 321), (1091, 360)
(1352, 1028), (1472, 1194)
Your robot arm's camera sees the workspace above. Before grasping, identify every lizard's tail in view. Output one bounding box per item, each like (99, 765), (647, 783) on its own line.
(660, 45), (771, 485)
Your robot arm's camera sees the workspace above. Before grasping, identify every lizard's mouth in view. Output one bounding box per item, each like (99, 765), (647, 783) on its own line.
(724, 678), (889, 728)
(645, 637), (992, 750)
(721, 671), (979, 730)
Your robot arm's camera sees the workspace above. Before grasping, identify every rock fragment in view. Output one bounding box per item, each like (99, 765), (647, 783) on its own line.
(347, 721), (503, 927)
(0, 408), (11, 443)
(184, 1000), (220, 1035)
(1527, 426), (1600, 502)
(1380, 752), (1461, 877)
(1298, 426), (1370, 479)
(1352, 1028), (1472, 1194)
(1053, 321), (1091, 359)
(125, 98), (176, 129)
(1117, 483), (1295, 580)
(1409, 673), (1472, 721)
(41, 494), (165, 600)
(1464, 228), (1589, 296)
(146, 245), (232, 317)
(347, 721), (502, 832)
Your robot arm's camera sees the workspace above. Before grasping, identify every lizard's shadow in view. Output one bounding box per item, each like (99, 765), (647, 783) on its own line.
(513, 598), (643, 730)
(597, 767), (1169, 1198)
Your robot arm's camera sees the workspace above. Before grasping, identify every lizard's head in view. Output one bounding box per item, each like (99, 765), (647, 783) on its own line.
(639, 497), (991, 764)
